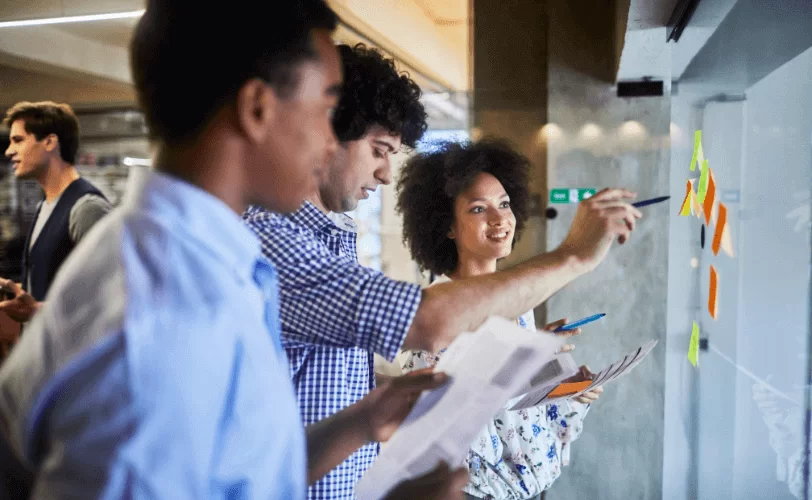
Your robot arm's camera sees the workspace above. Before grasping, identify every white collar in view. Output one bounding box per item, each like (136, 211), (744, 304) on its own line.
(326, 212), (358, 233)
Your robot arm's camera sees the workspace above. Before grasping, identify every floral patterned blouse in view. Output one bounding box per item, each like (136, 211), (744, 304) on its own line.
(397, 277), (590, 499)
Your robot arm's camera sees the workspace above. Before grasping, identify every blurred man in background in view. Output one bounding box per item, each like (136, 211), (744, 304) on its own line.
(0, 101), (110, 323)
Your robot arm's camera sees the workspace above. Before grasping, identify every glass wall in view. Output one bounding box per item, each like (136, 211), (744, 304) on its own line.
(665, 1), (812, 498)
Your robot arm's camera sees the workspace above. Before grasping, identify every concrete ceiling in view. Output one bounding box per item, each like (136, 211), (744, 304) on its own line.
(616, 0), (680, 82)
(0, 0), (467, 124)
(617, 0), (740, 82)
(626, 0), (681, 30)
(54, 18), (138, 48)
(0, 63), (134, 109)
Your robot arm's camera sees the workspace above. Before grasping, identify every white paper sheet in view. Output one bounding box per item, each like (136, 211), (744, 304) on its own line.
(509, 339), (658, 411)
(355, 316), (565, 500)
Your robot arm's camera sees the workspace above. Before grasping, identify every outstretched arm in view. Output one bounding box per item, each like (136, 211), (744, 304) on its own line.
(404, 188), (641, 353)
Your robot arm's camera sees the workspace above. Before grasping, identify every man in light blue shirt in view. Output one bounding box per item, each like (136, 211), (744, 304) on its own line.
(0, 1), (466, 498)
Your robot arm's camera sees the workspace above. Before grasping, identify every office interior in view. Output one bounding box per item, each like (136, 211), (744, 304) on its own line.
(0, 0), (810, 498)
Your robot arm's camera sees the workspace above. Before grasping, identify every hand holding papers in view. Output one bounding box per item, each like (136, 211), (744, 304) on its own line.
(509, 339), (658, 411)
(355, 316), (566, 500)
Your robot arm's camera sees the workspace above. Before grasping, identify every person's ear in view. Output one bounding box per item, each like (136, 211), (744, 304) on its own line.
(43, 134), (59, 154)
(235, 79), (277, 144)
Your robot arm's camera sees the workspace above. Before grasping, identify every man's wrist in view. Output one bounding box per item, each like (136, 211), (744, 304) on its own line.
(343, 398), (375, 444)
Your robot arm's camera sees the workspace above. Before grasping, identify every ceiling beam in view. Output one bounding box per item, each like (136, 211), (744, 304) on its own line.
(0, 25), (131, 85)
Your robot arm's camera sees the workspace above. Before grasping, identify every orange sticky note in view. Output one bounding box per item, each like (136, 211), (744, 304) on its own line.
(703, 169), (716, 226)
(712, 202), (727, 255)
(548, 380), (593, 398)
(708, 266), (719, 319)
(679, 180), (692, 216)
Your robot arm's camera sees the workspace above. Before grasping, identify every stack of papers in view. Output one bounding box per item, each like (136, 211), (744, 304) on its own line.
(509, 339), (658, 410)
(356, 316), (565, 500)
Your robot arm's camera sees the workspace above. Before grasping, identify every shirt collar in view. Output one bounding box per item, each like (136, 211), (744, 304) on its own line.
(288, 201), (355, 234)
(326, 212), (357, 233)
(127, 169), (264, 281)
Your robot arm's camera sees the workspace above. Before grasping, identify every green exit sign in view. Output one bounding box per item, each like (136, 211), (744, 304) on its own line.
(550, 188), (596, 204)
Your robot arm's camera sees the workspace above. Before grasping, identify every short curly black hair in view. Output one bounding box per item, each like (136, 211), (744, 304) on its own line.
(396, 138), (532, 276)
(332, 44), (427, 148)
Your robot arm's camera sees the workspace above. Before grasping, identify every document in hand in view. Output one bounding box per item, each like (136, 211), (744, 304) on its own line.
(509, 339), (659, 411)
(355, 316), (566, 500)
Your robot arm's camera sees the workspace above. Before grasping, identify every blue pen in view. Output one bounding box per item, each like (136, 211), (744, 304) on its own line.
(554, 313), (606, 332)
(632, 195), (670, 208)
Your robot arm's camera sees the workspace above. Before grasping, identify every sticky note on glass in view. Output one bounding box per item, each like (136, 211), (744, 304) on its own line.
(720, 217), (735, 257)
(679, 180), (692, 216)
(690, 130), (703, 171)
(697, 160), (710, 203)
(703, 169), (716, 226)
(708, 265), (719, 319)
(548, 380), (593, 398)
(712, 202), (727, 256)
(688, 321), (700, 367)
(692, 186), (703, 220)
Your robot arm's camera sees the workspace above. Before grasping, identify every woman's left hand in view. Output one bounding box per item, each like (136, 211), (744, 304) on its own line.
(575, 385), (603, 405)
(564, 365), (603, 405)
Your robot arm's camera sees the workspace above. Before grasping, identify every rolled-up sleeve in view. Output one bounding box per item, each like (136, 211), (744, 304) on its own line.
(245, 211), (421, 361)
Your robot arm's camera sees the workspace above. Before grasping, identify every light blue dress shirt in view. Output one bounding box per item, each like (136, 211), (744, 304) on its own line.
(0, 171), (306, 499)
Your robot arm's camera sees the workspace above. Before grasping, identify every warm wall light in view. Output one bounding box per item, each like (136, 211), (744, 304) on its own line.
(579, 123), (602, 140)
(0, 10), (145, 28)
(538, 123), (563, 141)
(619, 120), (647, 137)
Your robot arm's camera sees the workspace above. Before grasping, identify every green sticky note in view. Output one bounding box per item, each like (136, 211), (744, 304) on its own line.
(690, 130), (702, 171)
(688, 321), (700, 367)
(697, 159), (709, 203)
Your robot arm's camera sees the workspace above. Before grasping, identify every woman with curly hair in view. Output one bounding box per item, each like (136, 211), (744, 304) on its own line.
(396, 138), (603, 500)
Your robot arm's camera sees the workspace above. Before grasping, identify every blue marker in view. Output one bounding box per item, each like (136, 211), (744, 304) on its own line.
(632, 195), (670, 208)
(554, 313), (606, 332)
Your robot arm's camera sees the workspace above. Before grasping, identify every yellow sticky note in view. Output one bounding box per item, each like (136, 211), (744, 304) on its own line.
(697, 159), (709, 203)
(690, 130), (703, 171)
(688, 321), (699, 367)
(679, 180), (692, 216)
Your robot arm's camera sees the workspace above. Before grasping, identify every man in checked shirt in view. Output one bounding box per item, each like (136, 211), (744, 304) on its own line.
(243, 44), (643, 500)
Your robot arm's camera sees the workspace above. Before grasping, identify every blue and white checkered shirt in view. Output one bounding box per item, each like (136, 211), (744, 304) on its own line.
(243, 202), (422, 500)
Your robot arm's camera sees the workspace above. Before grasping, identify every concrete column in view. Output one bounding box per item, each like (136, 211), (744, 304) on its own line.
(472, 0), (551, 323)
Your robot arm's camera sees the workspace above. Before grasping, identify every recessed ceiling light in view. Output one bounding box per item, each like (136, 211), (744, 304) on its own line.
(0, 10), (144, 29)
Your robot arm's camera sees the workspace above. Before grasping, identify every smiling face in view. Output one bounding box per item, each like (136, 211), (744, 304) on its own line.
(319, 124), (401, 212)
(449, 172), (517, 272)
(5, 120), (53, 180)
